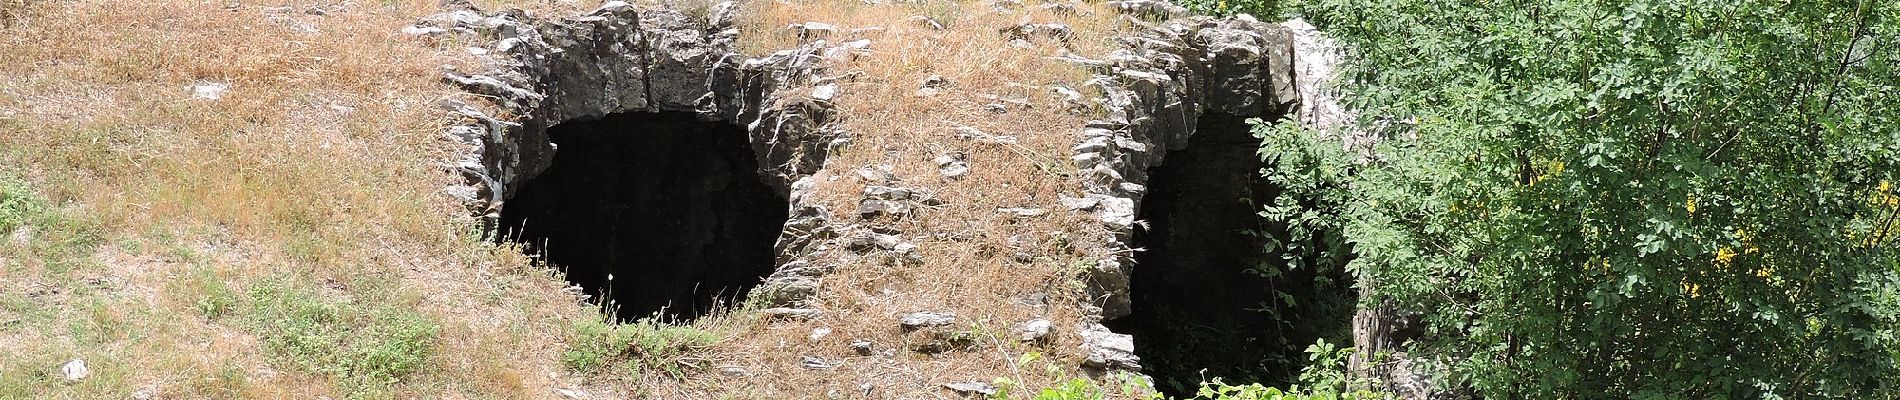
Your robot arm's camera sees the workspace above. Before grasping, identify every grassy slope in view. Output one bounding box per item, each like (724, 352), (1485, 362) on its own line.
(0, 0), (1142, 398)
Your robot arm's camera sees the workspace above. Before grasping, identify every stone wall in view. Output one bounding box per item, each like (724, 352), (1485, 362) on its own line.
(412, 0), (847, 310)
(1057, 9), (1302, 373)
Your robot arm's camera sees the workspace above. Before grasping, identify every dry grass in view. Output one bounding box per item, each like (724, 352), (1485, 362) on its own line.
(0, 0), (590, 398)
(0, 0), (1143, 397)
(687, 0), (1144, 397)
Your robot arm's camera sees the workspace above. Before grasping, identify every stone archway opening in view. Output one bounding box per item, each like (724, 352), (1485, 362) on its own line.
(497, 111), (788, 322)
(1104, 115), (1356, 397)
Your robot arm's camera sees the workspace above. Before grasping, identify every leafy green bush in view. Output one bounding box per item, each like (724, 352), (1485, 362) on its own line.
(1289, 0), (1900, 396)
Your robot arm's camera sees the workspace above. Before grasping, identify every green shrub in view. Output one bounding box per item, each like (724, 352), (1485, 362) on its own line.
(1290, 0), (1900, 396)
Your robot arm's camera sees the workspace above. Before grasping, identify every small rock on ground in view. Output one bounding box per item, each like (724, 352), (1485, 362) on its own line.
(944, 381), (998, 396)
(899, 311), (956, 330)
(1017, 318), (1052, 342)
(59, 359), (88, 382)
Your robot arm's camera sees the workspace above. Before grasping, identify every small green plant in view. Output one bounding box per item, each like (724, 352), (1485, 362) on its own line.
(1174, 0), (1288, 19)
(0, 172), (102, 275)
(562, 316), (630, 373)
(244, 278), (439, 399)
(561, 315), (721, 379)
(185, 267), (239, 319)
(0, 174), (43, 235)
(1176, 340), (1387, 400)
(1030, 377), (1107, 400)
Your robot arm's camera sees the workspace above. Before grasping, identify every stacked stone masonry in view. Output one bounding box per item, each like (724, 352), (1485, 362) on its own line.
(1062, 8), (1301, 375)
(419, 0), (1424, 393)
(414, 0), (846, 310)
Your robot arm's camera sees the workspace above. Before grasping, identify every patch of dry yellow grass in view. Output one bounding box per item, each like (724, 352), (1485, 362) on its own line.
(0, 0), (593, 397)
(677, 0), (1144, 397)
(0, 0), (1144, 397)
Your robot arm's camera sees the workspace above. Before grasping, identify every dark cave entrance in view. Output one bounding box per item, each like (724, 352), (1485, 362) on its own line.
(1103, 115), (1356, 397)
(498, 111), (788, 322)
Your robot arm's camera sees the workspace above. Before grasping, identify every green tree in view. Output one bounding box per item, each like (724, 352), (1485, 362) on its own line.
(1285, 0), (1900, 396)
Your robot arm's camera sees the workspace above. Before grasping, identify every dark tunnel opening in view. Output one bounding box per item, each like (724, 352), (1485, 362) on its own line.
(1104, 115), (1356, 397)
(498, 111), (788, 322)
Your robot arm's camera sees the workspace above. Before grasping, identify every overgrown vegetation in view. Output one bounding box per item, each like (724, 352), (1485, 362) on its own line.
(1159, 0), (1285, 20)
(1259, 0), (1900, 397)
(1016, 340), (1386, 399)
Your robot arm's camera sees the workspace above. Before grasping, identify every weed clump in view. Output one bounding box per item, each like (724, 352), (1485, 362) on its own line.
(563, 315), (722, 379)
(242, 278), (439, 398)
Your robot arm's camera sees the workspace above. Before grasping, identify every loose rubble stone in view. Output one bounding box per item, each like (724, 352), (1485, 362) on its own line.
(935, 154), (970, 179)
(850, 339), (874, 355)
(997, 207), (1047, 218)
(132, 385), (158, 400)
(863, 185), (942, 204)
(1017, 318), (1053, 342)
(787, 22), (837, 42)
(858, 199), (912, 219)
(917, 74), (951, 96)
(553, 388), (588, 399)
(944, 381), (998, 396)
(1079, 324), (1141, 371)
(188, 81), (229, 100)
(801, 355), (842, 370)
(59, 359), (88, 382)
(763, 307), (822, 321)
(401, 25), (448, 35)
(899, 311), (956, 330)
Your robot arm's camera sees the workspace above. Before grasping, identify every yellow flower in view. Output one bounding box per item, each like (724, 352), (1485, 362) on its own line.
(1756, 266), (1774, 278)
(1685, 195), (1697, 215)
(1713, 247), (1736, 266)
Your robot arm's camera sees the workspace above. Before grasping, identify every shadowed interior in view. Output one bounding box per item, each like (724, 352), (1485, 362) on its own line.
(498, 111), (788, 322)
(1105, 115), (1355, 396)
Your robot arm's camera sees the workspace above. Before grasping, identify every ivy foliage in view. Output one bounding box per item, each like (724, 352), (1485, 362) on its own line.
(1282, 0), (1900, 397)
